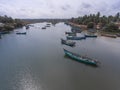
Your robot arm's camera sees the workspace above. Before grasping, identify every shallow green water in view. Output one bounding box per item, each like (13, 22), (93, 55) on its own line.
(0, 22), (120, 90)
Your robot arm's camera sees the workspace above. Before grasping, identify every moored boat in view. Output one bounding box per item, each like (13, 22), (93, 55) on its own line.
(87, 29), (97, 33)
(71, 26), (82, 33)
(46, 23), (51, 25)
(0, 31), (10, 34)
(71, 28), (82, 33)
(16, 32), (26, 35)
(65, 32), (76, 36)
(0, 34), (1, 39)
(101, 34), (117, 38)
(116, 33), (120, 37)
(25, 26), (29, 29)
(67, 36), (86, 40)
(46, 25), (50, 27)
(61, 39), (76, 47)
(85, 34), (97, 38)
(63, 49), (99, 66)
(42, 27), (46, 29)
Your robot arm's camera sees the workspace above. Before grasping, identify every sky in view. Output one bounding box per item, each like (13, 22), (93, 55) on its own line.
(0, 0), (120, 19)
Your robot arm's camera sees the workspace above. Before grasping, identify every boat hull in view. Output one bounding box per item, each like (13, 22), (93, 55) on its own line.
(101, 34), (117, 38)
(67, 36), (86, 40)
(64, 49), (98, 66)
(65, 32), (76, 36)
(16, 32), (26, 34)
(61, 39), (75, 47)
(85, 34), (97, 38)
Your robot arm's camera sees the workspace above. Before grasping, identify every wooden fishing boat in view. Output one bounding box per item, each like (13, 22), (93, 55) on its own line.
(87, 29), (97, 33)
(16, 32), (26, 35)
(63, 49), (99, 66)
(116, 33), (120, 37)
(42, 27), (46, 29)
(61, 39), (75, 47)
(85, 34), (97, 38)
(101, 34), (117, 38)
(65, 32), (75, 34)
(46, 25), (50, 27)
(0, 31), (10, 34)
(25, 26), (29, 29)
(67, 36), (86, 40)
(65, 32), (76, 36)
(0, 34), (1, 39)
(71, 26), (82, 33)
(71, 29), (82, 33)
(46, 23), (51, 25)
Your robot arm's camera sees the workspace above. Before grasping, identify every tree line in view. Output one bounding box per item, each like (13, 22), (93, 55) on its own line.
(70, 12), (120, 32)
(71, 12), (119, 26)
(0, 15), (25, 31)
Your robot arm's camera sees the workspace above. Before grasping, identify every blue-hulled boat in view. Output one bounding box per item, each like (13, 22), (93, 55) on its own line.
(61, 39), (76, 47)
(0, 31), (10, 34)
(46, 25), (50, 27)
(46, 23), (51, 25)
(25, 26), (29, 29)
(42, 27), (46, 29)
(64, 49), (99, 66)
(67, 36), (86, 40)
(71, 29), (82, 33)
(116, 33), (120, 37)
(71, 26), (82, 33)
(65, 32), (76, 36)
(0, 34), (1, 39)
(85, 34), (97, 38)
(16, 32), (26, 35)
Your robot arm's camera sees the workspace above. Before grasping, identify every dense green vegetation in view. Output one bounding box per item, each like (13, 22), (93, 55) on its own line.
(70, 12), (120, 32)
(104, 23), (120, 32)
(87, 22), (94, 29)
(0, 15), (25, 31)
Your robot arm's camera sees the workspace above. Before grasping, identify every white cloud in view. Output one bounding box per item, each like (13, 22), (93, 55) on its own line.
(0, 0), (120, 18)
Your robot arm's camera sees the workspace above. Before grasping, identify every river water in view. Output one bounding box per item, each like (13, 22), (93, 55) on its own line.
(0, 22), (120, 90)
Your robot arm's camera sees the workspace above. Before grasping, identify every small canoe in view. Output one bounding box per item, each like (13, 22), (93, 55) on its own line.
(71, 29), (82, 33)
(16, 32), (26, 35)
(116, 33), (120, 37)
(0, 31), (10, 34)
(101, 34), (117, 38)
(0, 35), (1, 39)
(85, 34), (97, 38)
(46, 23), (51, 25)
(65, 32), (76, 36)
(63, 49), (99, 66)
(42, 27), (46, 29)
(25, 26), (29, 29)
(87, 29), (97, 33)
(61, 39), (75, 47)
(67, 36), (86, 40)
(46, 25), (50, 27)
